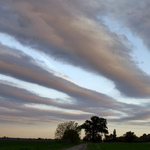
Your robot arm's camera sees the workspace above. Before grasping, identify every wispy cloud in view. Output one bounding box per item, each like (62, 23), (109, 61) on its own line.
(1, 45), (125, 107)
(0, 0), (150, 98)
(0, 0), (150, 134)
(0, 79), (149, 125)
(0, 46), (125, 119)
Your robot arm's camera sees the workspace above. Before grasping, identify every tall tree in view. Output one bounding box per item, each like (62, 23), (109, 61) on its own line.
(80, 116), (108, 142)
(55, 121), (80, 140)
(113, 129), (117, 141)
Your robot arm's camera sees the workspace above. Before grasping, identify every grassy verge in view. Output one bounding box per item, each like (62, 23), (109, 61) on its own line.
(0, 139), (77, 150)
(87, 142), (150, 150)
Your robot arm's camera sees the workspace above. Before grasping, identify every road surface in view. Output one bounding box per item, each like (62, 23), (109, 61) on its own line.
(64, 144), (88, 150)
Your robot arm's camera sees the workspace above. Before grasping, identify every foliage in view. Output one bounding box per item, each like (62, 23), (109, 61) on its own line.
(62, 129), (80, 144)
(115, 136), (125, 142)
(139, 134), (150, 142)
(104, 129), (117, 142)
(113, 129), (116, 141)
(123, 131), (137, 143)
(80, 116), (108, 142)
(55, 121), (81, 140)
(104, 134), (113, 142)
(0, 140), (77, 150)
(88, 143), (150, 150)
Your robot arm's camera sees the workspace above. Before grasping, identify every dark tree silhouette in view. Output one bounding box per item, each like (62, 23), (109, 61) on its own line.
(62, 129), (80, 143)
(113, 129), (117, 141)
(104, 134), (113, 142)
(140, 133), (150, 142)
(55, 121), (80, 140)
(80, 116), (108, 142)
(124, 131), (137, 143)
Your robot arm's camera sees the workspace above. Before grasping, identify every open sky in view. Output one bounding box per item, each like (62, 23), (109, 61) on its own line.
(0, 0), (150, 139)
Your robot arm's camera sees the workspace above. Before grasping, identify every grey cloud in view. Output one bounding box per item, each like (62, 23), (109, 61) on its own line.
(0, 97), (94, 124)
(0, 81), (60, 106)
(0, 45), (124, 112)
(1, 79), (149, 125)
(109, 105), (150, 125)
(1, 94), (149, 125)
(0, 79), (120, 118)
(0, 80), (149, 125)
(105, 0), (150, 50)
(0, 0), (150, 98)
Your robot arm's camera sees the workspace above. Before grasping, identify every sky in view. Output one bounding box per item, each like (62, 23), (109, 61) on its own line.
(0, 0), (150, 139)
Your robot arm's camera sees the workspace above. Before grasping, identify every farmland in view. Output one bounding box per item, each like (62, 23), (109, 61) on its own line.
(88, 142), (150, 150)
(0, 139), (77, 150)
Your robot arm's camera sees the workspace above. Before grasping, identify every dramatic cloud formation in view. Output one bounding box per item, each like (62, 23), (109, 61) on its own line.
(0, 0), (150, 138)
(0, 0), (150, 98)
(0, 46), (120, 109)
(104, 0), (150, 50)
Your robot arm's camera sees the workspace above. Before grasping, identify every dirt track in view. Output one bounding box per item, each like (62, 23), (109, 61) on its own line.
(64, 144), (88, 150)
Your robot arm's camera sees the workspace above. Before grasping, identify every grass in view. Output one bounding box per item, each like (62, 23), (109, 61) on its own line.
(87, 142), (150, 150)
(0, 139), (77, 150)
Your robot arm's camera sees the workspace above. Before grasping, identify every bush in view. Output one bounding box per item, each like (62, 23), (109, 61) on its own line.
(62, 129), (80, 144)
(55, 121), (80, 140)
(123, 131), (137, 143)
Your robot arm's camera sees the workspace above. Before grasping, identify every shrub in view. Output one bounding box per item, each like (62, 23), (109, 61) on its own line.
(62, 129), (80, 144)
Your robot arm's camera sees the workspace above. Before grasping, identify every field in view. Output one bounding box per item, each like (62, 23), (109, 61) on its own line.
(1, 140), (150, 150)
(0, 139), (77, 150)
(88, 142), (150, 150)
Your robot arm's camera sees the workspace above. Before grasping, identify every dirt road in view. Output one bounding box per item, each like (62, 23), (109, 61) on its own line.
(64, 144), (88, 150)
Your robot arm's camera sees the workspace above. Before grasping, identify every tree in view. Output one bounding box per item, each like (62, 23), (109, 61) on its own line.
(80, 116), (108, 142)
(113, 129), (117, 141)
(104, 134), (113, 142)
(140, 133), (150, 142)
(55, 121), (80, 140)
(123, 131), (137, 143)
(62, 129), (80, 143)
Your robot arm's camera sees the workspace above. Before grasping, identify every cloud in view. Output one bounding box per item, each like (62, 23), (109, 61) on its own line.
(0, 46), (126, 124)
(0, 44), (124, 110)
(0, 81), (149, 125)
(0, 103), (90, 125)
(0, 0), (150, 99)
(108, 102), (150, 126)
(104, 0), (150, 50)
(0, 91), (115, 124)
(0, 73), (122, 119)
(1, 46), (147, 124)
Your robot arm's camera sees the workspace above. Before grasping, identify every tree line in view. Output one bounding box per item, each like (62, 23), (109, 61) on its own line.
(55, 116), (150, 143)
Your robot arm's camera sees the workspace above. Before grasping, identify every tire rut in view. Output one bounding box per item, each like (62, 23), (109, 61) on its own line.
(63, 144), (88, 150)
